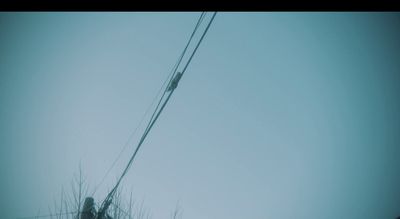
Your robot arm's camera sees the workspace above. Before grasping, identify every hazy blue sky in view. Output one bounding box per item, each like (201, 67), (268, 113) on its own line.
(1, 12), (400, 219)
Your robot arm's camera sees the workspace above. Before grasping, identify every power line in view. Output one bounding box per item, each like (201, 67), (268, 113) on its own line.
(17, 12), (216, 219)
(91, 12), (206, 196)
(100, 12), (208, 208)
(91, 96), (154, 196)
(142, 12), (206, 136)
(98, 13), (207, 210)
(98, 11), (217, 216)
(128, 11), (216, 184)
(181, 12), (217, 76)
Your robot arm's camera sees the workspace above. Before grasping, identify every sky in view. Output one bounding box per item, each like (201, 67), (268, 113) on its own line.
(1, 12), (400, 219)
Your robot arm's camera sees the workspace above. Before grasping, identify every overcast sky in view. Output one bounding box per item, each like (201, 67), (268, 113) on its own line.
(1, 12), (400, 219)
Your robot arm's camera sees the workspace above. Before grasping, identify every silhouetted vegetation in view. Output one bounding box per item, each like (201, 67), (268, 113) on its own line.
(44, 167), (182, 219)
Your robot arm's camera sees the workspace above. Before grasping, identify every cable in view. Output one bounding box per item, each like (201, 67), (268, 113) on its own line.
(181, 12), (217, 76)
(18, 12), (214, 219)
(91, 12), (206, 196)
(98, 13), (207, 212)
(99, 12), (207, 207)
(142, 12), (206, 137)
(131, 12), (218, 181)
(99, 11), (217, 215)
(91, 77), (164, 196)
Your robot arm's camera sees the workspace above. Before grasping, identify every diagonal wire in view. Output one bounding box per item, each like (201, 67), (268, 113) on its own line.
(180, 12), (217, 76)
(120, 12), (217, 183)
(141, 12), (206, 138)
(121, 12), (218, 184)
(91, 12), (205, 196)
(16, 12), (216, 219)
(99, 12), (211, 213)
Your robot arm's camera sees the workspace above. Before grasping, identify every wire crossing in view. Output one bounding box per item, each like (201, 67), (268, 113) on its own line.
(98, 12), (217, 217)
